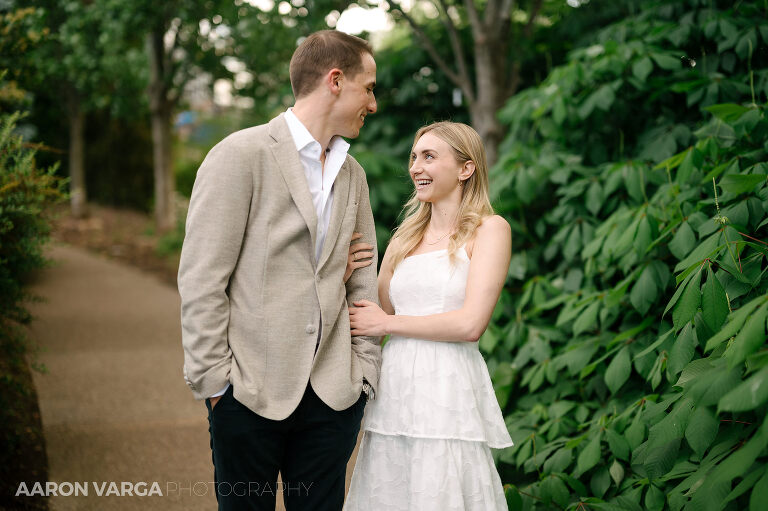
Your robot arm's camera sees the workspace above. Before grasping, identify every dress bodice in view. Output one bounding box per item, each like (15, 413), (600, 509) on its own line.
(389, 247), (470, 321)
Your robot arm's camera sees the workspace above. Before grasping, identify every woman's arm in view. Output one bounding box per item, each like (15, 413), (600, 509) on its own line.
(377, 239), (398, 315)
(349, 216), (511, 342)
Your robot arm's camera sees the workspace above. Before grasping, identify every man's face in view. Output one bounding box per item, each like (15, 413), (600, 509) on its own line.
(334, 53), (377, 139)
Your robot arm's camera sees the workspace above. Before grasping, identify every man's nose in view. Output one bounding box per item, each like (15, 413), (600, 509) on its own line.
(368, 96), (377, 114)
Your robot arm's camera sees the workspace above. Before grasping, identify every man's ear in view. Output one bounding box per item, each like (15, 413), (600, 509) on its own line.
(459, 161), (476, 182)
(326, 68), (344, 95)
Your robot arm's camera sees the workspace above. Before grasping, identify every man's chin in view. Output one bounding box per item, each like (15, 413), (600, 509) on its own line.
(343, 128), (361, 139)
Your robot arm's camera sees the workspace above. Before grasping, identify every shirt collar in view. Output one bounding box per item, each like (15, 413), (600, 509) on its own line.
(284, 108), (350, 158)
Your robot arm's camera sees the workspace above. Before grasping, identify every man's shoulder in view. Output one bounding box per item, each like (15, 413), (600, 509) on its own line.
(213, 124), (271, 153)
(344, 152), (366, 179)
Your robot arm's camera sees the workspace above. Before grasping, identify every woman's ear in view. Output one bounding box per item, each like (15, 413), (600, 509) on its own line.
(459, 161), (476, 182)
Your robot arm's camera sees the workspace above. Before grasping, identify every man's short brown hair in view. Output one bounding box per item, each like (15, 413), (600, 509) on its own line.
(289, 30), (374, 99)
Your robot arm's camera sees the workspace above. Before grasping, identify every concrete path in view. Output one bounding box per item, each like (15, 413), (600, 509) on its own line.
(27, 243), (361, 511)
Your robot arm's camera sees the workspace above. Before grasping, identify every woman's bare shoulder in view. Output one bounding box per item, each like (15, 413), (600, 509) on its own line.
(477, 214), (511, 235)
(467, 215), (509, 258)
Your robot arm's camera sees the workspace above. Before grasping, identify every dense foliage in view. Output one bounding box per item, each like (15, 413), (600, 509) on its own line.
(485, 1), (768, 509)
(0, 107), (64, 508)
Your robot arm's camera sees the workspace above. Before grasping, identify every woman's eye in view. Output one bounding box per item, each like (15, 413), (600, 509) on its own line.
(425, 154), (434, 160)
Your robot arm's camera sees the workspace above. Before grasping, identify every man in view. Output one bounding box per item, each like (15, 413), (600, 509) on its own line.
(178, 30), (381, 511)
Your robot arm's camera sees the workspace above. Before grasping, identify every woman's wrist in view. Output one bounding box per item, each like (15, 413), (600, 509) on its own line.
(383, 315), (393, 336)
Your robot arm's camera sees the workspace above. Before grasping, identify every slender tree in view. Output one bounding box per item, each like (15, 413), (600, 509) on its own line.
(385, 0), (555, 165)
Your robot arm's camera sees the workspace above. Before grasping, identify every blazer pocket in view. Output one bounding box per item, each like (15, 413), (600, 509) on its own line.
(228, 307), (267, 391)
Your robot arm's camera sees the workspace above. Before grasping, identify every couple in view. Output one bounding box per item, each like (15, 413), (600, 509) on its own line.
(178, 30), (512, 511)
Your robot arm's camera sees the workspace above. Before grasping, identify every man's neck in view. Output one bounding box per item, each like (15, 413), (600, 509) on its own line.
(291, 99), (335, 153)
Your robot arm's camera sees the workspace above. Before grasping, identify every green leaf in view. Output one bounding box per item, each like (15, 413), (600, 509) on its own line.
(704, 103), (750, 123)
(645, 484), (665, 511)
(676, 358), (715, 388)
(702, 267), (730, 332)
(685, 406), (719, 456)
(673, 232), (723, 273)
(654, 148), (688, 171)
(606, 428), (630, 461)
(751, 468), (768, 511)
(719, 174), (767, 195)
(651, 53), (680, 70)
(677, 147), (703, 183)
(630, 265), (658, 315)
(610, 459), (624, 487)
(625, 413), (646, 449)
(590, 465), (610, 498)
(586, 181), (603, 215)
(664, 269), (698, 318)
(705, 296), (766, 352)
(632, 56), (653, 81)
(505, 484), (523, 511)
(605, 346), (631, 394)
(725, 303), (768, 369)
(611, 317), (654, 349)
(582, 235), (604, 259)
(673, 268), (701, 330)
(623, 164), (645, 203)
(704, 419), (768, 489)
(719, 366), (768, 412)
(542, 474), (570, 508)
(647, 398), (693, 451)
(577, 432), (602, 474)
(644, 439), (680, 480)
(669, 221), (696, 260)
(574, 300), (600, 336)
(635, 327), (675, 359)
(668, 322), (696, 378)
(724, 466), (764, 505)
(543, 447), (574, 474)
(563, 221), (582, 261)
(634, 216), (653, 256)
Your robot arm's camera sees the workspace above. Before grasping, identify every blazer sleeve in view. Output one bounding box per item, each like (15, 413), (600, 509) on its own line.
(345, 172), (382, 396)
(178, 140), (253, 400)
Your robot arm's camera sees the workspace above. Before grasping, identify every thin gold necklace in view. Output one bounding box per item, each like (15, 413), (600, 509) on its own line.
(425, 226), (454, 245)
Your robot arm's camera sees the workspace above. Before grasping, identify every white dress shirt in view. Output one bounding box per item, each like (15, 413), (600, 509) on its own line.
(284, 108), (351, 262)
(209, 110), (350, 399)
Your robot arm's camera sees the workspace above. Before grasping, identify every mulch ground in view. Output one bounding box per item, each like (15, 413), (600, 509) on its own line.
(49, 203), (180, 287)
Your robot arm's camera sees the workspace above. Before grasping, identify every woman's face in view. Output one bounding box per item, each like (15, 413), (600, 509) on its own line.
(409, 132), (464, 204)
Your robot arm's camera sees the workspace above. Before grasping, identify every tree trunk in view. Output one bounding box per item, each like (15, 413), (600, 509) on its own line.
(147, 29), (176, 232)
(67, 90), (87, 218)
(469, 37), (508, 168)
(150, 100), (175, 232)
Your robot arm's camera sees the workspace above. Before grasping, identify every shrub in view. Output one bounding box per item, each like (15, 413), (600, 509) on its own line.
(489, 1), (768, 509)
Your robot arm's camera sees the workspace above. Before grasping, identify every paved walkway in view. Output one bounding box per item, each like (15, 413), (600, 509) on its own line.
(27, 243), (360, 510)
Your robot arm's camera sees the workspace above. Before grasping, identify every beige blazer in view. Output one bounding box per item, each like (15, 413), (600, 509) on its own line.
(178, 114), (381, 420)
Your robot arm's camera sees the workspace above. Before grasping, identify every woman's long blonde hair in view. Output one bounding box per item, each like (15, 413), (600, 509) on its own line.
(389, 121), (494, 269)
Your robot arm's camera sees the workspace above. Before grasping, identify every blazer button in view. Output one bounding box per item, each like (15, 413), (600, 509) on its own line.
(306, 325), (316, 334)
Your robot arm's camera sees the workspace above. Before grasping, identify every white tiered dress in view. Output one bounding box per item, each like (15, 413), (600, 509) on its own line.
(344, 247), (513, 511)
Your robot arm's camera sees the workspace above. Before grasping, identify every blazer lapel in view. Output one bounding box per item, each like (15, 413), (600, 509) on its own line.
(317, 159), (351, 271)
(268, 115), (318, 252)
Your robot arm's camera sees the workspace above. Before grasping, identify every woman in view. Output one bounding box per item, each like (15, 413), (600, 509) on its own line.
(343, 121), (513, 510)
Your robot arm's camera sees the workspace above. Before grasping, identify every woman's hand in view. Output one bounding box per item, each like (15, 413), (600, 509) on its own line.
(344, 232), (374, 283)
(349, 299), (390, 337)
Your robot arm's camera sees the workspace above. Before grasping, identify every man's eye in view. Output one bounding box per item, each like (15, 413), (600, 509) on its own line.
(425, 154), (434, 159)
